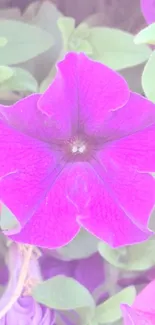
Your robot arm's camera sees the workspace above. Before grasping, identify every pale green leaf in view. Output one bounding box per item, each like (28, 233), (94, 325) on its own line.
(0, 66), (13, 83)
(69, 38), (93, 54)
(57, 17), (75, 46)
(0, 204), (20, 232)
(0, 37), (7, 47)
(0, 20), (53, 64)
(94, 286), (136, 324)
(57, 229), (99, 260)
(98, 239), (155, 271)
(134, 23), (155, 45)
(32, 275), (95, 323)
(88, 27), (151, 70)
(142, 51), (155, 102)
(0, 67), (38, 93)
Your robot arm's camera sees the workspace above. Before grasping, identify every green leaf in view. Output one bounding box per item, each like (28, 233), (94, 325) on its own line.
(0, 204), (20, 232)
(0, 66), (13, 83)
(142, 51), (155, 102)
(0, 67), (38, 93)
(57, 229), (99, 260)
(57, 17), (75, 46)
(0, 20), (53, 65)
(134, 23), (155, 45)
(88, 27), (151, 70)
(32, 275), (95, 323)
(94, 286), (136, 324)
(98, 239), (155, 271)
(0, 37), (8, 47)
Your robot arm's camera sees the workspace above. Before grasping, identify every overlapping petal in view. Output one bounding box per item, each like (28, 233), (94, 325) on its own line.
(0, 94), (67, 143)
(100, 124), (155, 174)
(38, 52), (129, 136)
(63, 164), (151, 247)
(97, 147), (155, 229)
(0, 120), (63, 227)
(9, 165), (80, 248)
(101, 92), (155, 141)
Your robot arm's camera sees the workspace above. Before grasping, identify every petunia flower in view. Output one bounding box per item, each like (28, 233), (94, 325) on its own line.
(0, 52), (155, 248)
(122, 278), (155, 324)
(141, 0), (155, 25)
(0, 243), (55, 324)
(122, 304), (155, 324)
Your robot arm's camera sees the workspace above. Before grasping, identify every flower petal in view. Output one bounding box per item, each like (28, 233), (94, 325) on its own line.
(100, 124), (155, 173)
(141, 0), (155, 24)
(74, 53), (129, 135)
(0, 94), (62, 143)
(38, 52), (129, 137)
(122, 304), (155, 325)
(97, 147), (155, 230)
(101, 92), (155, 141)
(69, 165), (151, 247)
(9, 165), (80, 248)
(0, 120), (62, 227)
(38, 53), (78, 139)
(133, 279), (155, 312)
(75, 253), (104, 293)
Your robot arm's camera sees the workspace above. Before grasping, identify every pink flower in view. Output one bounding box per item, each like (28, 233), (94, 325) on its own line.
(122, 279), (155, 324)
(0, 52), (155, 248)
(141, 0), (155, 25)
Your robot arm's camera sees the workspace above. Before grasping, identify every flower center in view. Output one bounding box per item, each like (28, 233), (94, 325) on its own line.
(71, 140), (86, 154)
(63, 136), (93, 161)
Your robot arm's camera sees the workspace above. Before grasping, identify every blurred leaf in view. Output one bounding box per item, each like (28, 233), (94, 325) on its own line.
(0, 67), (38, 93)
(0, 37), (7, 47)
(39, 65), (56, 93)
(57, 17), (75, 46)
(0, 66), (13, 83)
(98, 239), (155, 271)
(94, 286), (136, 324)
(134, 23), (155, 45)
(142, 51), (155, 102)
(0, 204), (20, 232)
(32, 275), (95, 323)
(68, 23), (93, 55)
(0, 20), (53, 65)
(57, 229), (99, 260)
(88, 27), (151, 70)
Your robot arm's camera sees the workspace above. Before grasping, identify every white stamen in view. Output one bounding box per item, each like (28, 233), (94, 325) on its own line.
(71, 143), (86, 154)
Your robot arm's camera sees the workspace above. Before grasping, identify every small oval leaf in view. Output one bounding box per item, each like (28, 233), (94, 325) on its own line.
(142, 51), (155, 102)
(89, 27), (151, 70)
(32, 275), (95, 313)
(0, 20), (53, 64)
(134, 23), (155, 45)
(98, 239), (155, 271)
(0, 66), (13, 83)
(95, 287), (136, 324)
(0, 67), (38, 93)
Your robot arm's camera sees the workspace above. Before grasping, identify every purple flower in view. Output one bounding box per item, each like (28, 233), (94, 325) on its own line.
(39, 252), (104, 294)
(122, 304), (155, 324)
(122, 277), (155, 324)
(0, 244), (55, 324)
(141, 0), (155, 25)
(0, 52), (155, 248)
(0, 296), (55, 325)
